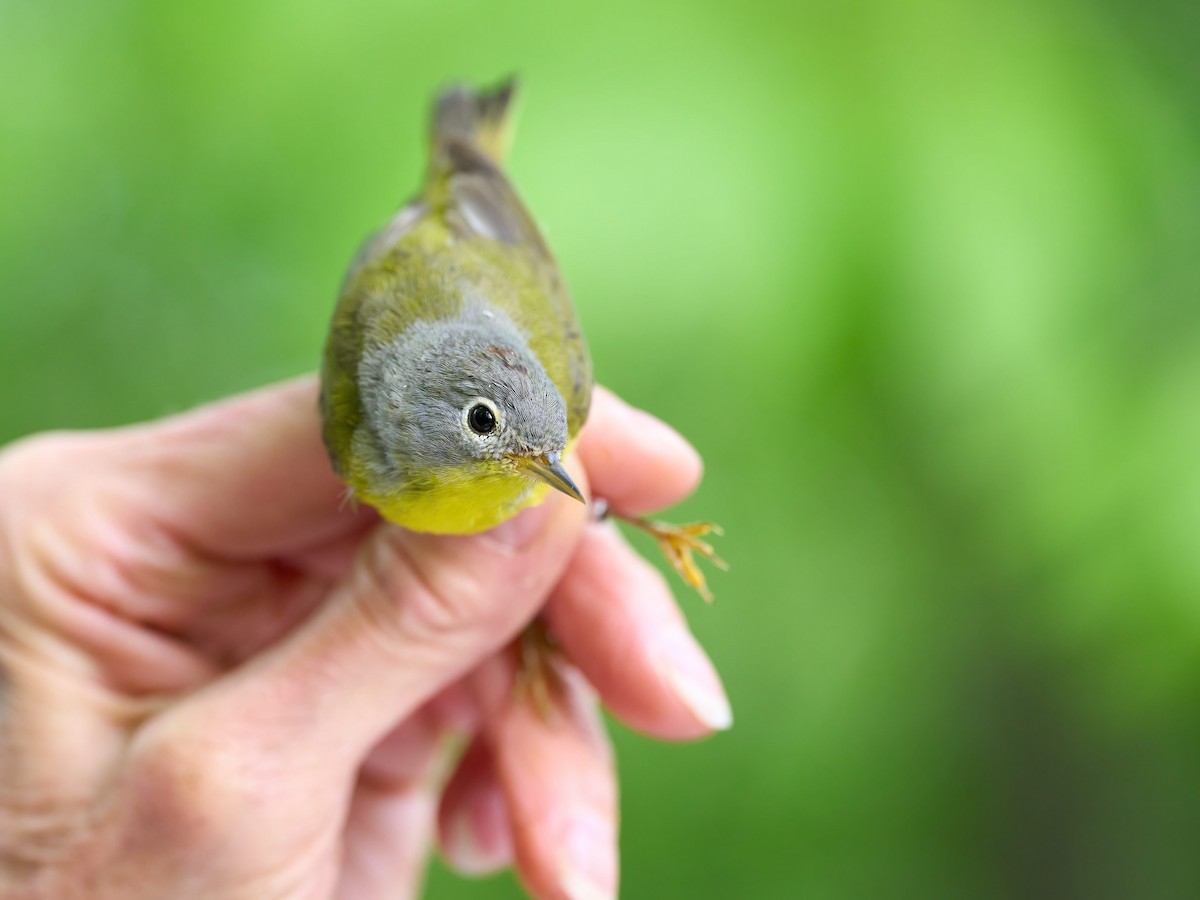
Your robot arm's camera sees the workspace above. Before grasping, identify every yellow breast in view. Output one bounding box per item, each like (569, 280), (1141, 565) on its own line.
(352, 461), (549, 534)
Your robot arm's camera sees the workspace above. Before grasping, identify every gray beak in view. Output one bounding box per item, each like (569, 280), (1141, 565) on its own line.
(513, 451), (585, 503)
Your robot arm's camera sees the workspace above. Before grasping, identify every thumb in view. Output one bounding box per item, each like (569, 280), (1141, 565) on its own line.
(193, 473), (589, 777)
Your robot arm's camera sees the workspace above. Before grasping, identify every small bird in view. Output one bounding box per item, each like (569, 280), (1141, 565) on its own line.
(320, 79), (723, 599)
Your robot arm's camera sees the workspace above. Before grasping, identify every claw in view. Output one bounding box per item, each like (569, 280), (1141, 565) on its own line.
(515, 618), (564, 720)
(625, 517), (728, 603)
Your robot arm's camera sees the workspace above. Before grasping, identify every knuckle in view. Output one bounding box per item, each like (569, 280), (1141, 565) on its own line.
(0, 431), (95, 549)
(350, 527), (500, 650)
(0, 435), (144, 623)
(0, 432), (85, 494)
(402, 567), (496, 644)
(124, 715), (272, 850)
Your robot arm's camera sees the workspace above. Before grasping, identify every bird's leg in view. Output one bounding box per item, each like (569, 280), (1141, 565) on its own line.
(514, 503), (726, 716)
(592, 499), (728, 603)
(515, 616), (565, 720)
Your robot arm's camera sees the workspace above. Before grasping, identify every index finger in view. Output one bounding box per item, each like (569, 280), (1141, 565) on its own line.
(130, 375), (362, 559)
(576, 387), (703, 517)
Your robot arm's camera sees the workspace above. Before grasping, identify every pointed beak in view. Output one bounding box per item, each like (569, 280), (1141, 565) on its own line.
(512, 451), (585, 504)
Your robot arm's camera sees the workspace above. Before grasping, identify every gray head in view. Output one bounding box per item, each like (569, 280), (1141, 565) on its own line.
(357, 309), (580, 498)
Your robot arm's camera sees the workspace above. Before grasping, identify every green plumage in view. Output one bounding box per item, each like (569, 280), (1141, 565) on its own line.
(320, 80), (593, 532)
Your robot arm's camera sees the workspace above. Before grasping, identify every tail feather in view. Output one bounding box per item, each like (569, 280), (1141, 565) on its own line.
(433, 78), (518, 167)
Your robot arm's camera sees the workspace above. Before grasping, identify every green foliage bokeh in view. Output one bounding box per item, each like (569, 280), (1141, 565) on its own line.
(2, 1), (1199, 897)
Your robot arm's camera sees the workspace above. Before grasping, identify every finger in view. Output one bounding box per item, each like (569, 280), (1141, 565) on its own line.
(438, 736), (514, 877)
(340, 686), (481, 900)
(124, 375), (368, 559)
(358, 683), (479, 791)
(0, 646), (135, 836)
(120, 686), (464, 899)
(577, 387), (703, 516)
(546, 523), (732, 739)
(196, 462), (590, 782)
(340, 784), (439, 900)
(471, 653), (618, 900)
(340, 703), (457, 900)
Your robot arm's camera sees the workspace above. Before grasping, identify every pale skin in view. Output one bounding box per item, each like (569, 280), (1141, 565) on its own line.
(0, 377), (730, 900)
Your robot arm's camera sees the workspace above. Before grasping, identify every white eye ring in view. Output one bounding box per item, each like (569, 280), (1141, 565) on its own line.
(462, 397), (502, 437)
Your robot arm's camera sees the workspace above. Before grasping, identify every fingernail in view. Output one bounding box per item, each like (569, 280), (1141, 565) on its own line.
(557, 813), (617, 900)
(654, 625), (733, 730)
(445, 787), (512, 876)
(483, 501), (553, 551)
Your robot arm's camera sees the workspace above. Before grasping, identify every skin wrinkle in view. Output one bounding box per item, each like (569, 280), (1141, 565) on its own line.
(335, 525), (553, 726)
(6, 452), (239, 654)
(0, 436), (331, 890)
(0, 678), (132, 890)
(0, 637), (158, 728)
(11, 529), (218, 694)
(182, 568), (328, 671)
(347, 527), (457, 650)
(0, 792), (100, 879)
(0, 576), (106, 693)
(273, 532), (498, 758)
(9, 444), (341, 686)
(132, 384), (357, 565)
(31, 512), (195, 636)
(402, 544), (508, 635)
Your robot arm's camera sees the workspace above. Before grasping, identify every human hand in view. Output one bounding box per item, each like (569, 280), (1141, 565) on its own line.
(0, 377), (730, 900)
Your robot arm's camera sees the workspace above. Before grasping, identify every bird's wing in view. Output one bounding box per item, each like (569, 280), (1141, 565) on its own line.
(438, 149), (593, 437)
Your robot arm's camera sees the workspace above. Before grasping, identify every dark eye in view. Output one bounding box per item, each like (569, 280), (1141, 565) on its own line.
(468, 403), (497, 435)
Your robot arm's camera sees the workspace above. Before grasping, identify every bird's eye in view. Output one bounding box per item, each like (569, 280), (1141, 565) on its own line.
(467, 402), (497, 435)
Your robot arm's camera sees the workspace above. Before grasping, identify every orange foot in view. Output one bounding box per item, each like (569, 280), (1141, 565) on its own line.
(515, 617), (564, 720)
(618, 513), (727, 603)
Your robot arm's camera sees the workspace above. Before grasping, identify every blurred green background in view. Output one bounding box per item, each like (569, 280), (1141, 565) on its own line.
(3, 0), (1200, 897)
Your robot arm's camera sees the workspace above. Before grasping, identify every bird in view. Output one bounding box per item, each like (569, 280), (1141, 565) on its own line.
(320, 78), (724, 603)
